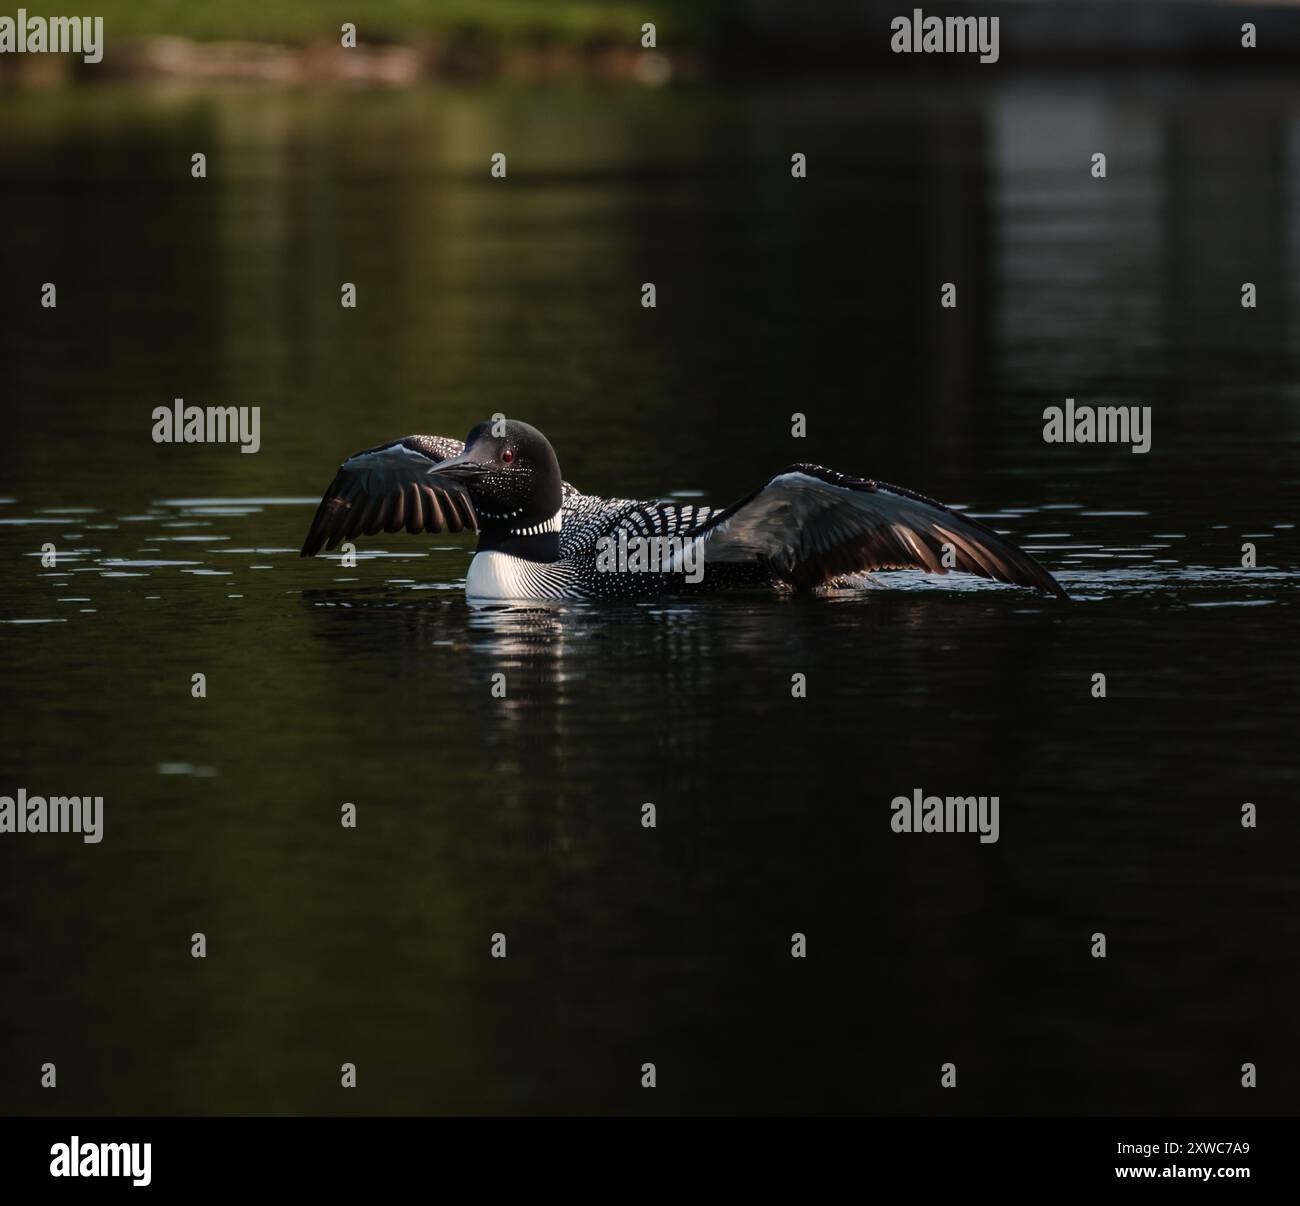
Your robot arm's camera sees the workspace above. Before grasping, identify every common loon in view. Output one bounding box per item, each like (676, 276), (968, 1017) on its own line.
(300, 419), (1068, 601)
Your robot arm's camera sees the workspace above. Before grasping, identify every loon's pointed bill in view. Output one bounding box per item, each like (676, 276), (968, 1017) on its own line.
(301, 420), (1068, 601)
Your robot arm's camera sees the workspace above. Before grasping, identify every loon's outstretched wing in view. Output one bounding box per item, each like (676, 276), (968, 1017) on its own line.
(300, 435), (479, 556)
(691, 465), (1068, 598)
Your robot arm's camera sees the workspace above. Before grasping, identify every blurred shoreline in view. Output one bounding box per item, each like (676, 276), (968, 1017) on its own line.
(0, 38), (701, 86)
(4, 1), (1300, 87)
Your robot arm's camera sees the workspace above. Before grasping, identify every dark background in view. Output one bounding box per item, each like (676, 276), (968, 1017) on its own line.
(0, 1), (1296, 1114)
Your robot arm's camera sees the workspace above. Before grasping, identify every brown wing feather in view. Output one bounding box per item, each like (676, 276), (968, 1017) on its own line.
(695, 466), (1067, 598)
(300, 435), (478, 557)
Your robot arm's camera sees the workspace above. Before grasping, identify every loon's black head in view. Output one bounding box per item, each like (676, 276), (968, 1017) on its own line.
(429, 419), (563, 560)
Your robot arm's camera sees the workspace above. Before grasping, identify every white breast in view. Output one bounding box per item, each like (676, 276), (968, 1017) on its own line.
(465, 551), (570, 601)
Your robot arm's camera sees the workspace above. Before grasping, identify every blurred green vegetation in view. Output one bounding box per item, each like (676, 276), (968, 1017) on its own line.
(74, 0), (726, 47)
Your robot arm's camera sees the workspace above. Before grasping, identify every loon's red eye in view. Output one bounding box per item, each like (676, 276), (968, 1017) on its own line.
(502, 449), (514, 464)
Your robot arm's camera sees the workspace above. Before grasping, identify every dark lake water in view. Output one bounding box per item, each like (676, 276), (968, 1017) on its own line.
(1, 76), (1296, 1115)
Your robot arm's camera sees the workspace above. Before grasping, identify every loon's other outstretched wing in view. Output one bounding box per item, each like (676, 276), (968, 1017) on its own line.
(691, 465), (1068, 598)
(300, 435), (479, 557)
